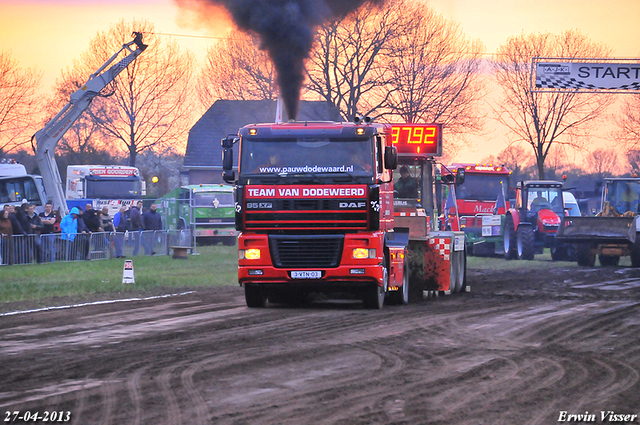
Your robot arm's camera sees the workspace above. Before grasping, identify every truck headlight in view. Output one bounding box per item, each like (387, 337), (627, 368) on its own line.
(352, 248), (376, 259)
(240, 248), (261, 260)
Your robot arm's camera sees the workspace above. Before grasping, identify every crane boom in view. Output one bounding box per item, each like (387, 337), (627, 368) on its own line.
(34, 32), (147, 215)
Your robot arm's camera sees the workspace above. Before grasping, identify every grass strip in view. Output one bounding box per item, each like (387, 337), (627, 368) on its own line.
(0, 245), (238, 306)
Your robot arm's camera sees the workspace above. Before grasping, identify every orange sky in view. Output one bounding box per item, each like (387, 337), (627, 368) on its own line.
(1, 0), (639, 163)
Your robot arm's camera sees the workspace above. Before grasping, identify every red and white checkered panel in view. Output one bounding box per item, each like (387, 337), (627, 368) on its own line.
(429, 237), (451, 261)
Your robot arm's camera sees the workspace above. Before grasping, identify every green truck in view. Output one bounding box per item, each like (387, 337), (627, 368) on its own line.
(161, 184), (237, 245)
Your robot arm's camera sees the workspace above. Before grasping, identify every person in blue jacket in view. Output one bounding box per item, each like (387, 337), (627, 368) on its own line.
(60, 207), (80, 261)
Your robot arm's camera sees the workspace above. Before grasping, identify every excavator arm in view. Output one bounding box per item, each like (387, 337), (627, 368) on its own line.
(34, 32), (147, 215)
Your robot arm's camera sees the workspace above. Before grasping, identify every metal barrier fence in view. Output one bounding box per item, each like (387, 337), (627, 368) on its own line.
(0, 230), (192, 266)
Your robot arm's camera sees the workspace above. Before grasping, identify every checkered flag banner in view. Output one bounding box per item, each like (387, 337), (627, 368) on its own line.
(532, 58), (640, 93)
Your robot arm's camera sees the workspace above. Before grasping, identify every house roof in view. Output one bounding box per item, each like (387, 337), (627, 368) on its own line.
(184, 100), (344, 168)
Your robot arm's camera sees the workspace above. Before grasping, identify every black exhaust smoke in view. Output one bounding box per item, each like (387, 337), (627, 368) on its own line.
(177, 0), (384, 120)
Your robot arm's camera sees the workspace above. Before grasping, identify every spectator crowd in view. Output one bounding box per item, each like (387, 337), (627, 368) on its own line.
(0, 201), (163, 265)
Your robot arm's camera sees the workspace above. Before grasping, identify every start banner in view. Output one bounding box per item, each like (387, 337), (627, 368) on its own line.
(533, 58), (640, 92)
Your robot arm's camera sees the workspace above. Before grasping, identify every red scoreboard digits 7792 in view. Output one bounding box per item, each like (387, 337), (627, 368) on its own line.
(390, 124), (442, 156)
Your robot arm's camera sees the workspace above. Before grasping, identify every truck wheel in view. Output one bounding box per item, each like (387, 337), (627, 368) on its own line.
(576, 244), (595, 267)
(631, 238), (640, 267)
(454, 248), (465, 293)
(456, 247), (467, 293)
(503, 215), (517, 260)
(598, 255), (620, 267)
(244, 284), (267, 308)
(448, 250), (457, 293)
(517, 226), (535, 260)
(389, 262), (409, 305)
(222, 237), (236, 246)
(550, 246), (567, 261)
(363, 263), (387, 309)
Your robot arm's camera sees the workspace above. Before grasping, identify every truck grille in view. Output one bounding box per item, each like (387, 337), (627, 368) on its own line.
(194, 217), (235, 224)
(269, 235), (344, 268)
(245, 199), (367, 230)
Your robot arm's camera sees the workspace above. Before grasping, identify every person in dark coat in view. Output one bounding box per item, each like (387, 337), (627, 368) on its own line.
(141, 203), (162, 255)
(5, 205), (26, 236)
(6, 205), (27, 264)
(113, 206), (130, 258)
(83, 203), (103, 233)
(129, 201), (143, 256)
(39, 202), (57, 262)
(25, 203), (43, 263)
(76, 206), (90, 260)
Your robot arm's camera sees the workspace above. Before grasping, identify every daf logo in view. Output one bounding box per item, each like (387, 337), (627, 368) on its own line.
(339, 202), (366, 209)
(235, 203), (242, 213)
(370, 200), (380, 212)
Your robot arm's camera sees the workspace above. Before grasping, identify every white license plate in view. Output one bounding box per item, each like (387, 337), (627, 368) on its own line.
(291, 271), (322, 279)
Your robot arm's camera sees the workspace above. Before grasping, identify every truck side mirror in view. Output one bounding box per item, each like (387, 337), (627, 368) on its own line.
(223, 170), (235, 183)
(221, 136), (236, 149)
(384, 146), (398, 170)
(222, 147), (235, 183)
(222, 148), (233, 171)
(456, 167), (465, 185)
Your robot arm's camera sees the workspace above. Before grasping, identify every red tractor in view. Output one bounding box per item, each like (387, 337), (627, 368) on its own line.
(503, 181), (567, 260)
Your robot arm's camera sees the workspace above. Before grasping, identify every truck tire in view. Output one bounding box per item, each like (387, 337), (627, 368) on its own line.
(576, 244), (595, 267)
(503, 215), (517, 260)
(244, 284), (267, 308)
(598, 255), (620, 267)
(222, 237), (236, 246)
(363, 261), (387, 309)
(388, 262), (409, 305)
(632, 237), (640, 267)
(454, 248), (466, 293)
(551, 246), (567, 261)
(517, 225), (535, 260)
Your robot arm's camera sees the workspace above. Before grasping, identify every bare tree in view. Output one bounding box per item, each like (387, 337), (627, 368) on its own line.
(384, 4), (485, 137)
(586, 148), (619, 177)
(544, 144), (572, 178)
(0, 51), (42, 153)
(62, 19), (195, 166)
(492, 30), (613, 179)
(627, 150), (640, 174)
(616, 94), (640, 153)
(497, 144), (533, 182)
(136, 148), (183, 198)
(305, 2), (405, 121)
(197, 30), (277, 108)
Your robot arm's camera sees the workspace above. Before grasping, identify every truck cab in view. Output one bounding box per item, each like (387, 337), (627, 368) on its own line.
(0, 160), (48, 212)
(161, 184), (237, 245)
(223, 120), (403, 308)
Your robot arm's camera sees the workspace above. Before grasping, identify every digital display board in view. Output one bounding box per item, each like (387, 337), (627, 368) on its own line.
(391, 124), (442, 157)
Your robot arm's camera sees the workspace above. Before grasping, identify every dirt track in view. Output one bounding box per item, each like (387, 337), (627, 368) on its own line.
(1, 265), (640, 425)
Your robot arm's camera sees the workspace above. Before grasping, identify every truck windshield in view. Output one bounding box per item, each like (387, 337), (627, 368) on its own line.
(86, 179), (142, 199)
(195, 192), (234, 207)
(456, 174), (507, 201)
(240, 138), (374, 180)
(0, 176), (43, 205)
(607, 180), (640, 215)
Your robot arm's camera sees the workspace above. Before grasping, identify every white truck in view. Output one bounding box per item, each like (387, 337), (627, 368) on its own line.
(0, 159), (47, 212)
(66, 164), (145, 217)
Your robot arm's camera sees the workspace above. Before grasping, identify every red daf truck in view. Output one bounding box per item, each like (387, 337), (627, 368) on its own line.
(222, 119), (466, 308)
(440, 163), (511, 256)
